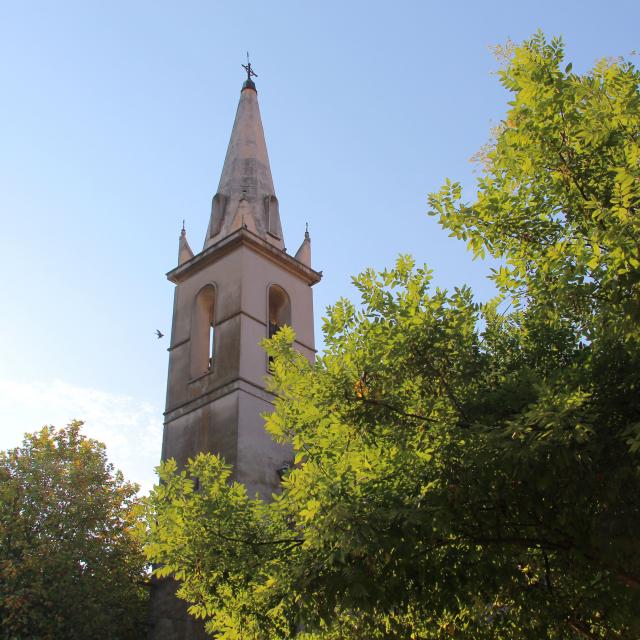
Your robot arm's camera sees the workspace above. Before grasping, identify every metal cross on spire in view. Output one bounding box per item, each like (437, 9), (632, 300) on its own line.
(241, 52), (257, 82)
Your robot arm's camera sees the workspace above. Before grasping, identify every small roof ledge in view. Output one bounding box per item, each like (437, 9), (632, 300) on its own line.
(168, 227), (322, 286)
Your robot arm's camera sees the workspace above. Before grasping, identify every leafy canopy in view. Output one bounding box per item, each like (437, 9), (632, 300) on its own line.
(145, 34), (640, 639)
(0, 421), (148, 640)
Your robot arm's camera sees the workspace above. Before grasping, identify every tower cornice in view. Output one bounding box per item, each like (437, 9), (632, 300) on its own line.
(167, 227), (322, 286)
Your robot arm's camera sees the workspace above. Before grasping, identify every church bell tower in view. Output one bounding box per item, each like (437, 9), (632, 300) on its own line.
(151, 67), (321, 638)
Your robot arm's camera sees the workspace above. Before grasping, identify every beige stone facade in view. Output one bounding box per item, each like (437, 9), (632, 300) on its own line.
(148, 79), (321, 639)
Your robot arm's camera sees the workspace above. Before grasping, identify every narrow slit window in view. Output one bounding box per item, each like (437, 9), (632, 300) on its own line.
(209, 321), (215, 368)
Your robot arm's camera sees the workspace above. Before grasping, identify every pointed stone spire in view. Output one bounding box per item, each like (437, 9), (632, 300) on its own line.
(204, 66), (284, 250)
(294, 223), (312, 267)
(178, 220), (194, 265)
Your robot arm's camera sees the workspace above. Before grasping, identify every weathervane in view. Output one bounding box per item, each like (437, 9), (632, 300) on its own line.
(242, 52), (257, 82)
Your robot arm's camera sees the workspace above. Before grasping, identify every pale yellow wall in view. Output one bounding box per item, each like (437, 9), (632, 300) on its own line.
(165, 242), (316, 414)
(162, 236), (317, 510)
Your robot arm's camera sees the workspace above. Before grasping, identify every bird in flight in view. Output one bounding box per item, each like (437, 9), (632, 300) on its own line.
(155, 329), (164, 339)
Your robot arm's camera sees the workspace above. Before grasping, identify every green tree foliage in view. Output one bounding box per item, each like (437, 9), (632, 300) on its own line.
(145, 34), (640, 639)
(0, 422), (148, 640)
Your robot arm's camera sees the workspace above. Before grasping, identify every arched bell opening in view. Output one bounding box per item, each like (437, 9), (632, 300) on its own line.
(268, 284), (291, 339)
(190, 285), (216, 378)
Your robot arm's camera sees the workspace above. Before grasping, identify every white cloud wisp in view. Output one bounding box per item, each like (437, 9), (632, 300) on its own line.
(0, 378), (162, 493)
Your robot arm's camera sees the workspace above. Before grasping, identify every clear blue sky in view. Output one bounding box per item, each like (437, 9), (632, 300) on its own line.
(1, 0), (637, 489)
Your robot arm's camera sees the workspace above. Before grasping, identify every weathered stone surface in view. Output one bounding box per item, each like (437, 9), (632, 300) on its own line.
(204, 84), (284, 250)
(148, 578), (209, 640)
(149, 78), (321, 639)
